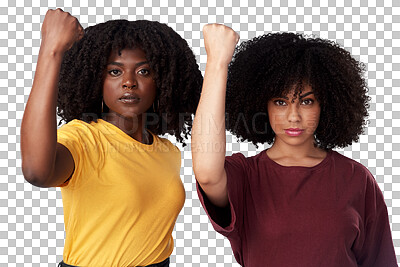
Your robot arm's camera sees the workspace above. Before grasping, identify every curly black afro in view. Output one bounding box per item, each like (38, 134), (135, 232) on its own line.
(58, 19), (202, 144)
(226, 32), (369, 150)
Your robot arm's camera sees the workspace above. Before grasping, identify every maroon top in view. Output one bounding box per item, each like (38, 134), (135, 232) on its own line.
(197, 150), (397, 267)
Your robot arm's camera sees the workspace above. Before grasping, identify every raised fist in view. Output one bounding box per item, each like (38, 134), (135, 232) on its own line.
(203, 23), (239, 66)
(41, 8), (84, 54)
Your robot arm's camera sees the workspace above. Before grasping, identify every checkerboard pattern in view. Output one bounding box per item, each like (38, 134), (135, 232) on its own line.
(1, 0), (399, 266)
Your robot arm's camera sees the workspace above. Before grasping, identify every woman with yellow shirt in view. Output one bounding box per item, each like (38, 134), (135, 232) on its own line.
(20, 9), (202, 267)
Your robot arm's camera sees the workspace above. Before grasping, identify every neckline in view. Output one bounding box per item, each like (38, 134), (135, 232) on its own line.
(97, 119), (157, 147)
(263, 149), (333, 171)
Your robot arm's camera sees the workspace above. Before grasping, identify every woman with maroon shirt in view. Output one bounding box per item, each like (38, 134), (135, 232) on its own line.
(191, 24), (397, 267)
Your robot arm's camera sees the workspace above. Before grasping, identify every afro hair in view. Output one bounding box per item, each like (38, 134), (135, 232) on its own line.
(226, 32), (369, 149)
(58, 19), (203, 144)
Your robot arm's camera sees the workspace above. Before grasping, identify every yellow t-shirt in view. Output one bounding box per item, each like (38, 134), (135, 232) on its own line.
(56, 119), (185, 267)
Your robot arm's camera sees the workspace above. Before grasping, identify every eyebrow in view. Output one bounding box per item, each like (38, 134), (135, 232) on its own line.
(107, 61), (149, 67)
(299, 92), (314, 99)
(275, 92), (314, 100)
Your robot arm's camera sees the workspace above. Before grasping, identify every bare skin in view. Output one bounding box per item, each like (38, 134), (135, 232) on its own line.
(191, 24), (239, 207)
(21, 9), (84, 187)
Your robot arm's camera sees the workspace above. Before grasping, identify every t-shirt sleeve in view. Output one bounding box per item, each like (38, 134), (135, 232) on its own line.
(56, 121), (87, 187)
(196, 152), (248, 237)
(352, 170), (398, 267)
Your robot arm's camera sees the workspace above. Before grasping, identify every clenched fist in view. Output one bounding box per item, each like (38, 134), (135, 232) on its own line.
(41, 8), (84, 54)
(203, 23), (239, 66)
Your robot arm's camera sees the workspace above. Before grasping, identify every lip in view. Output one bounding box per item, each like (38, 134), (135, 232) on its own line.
(119, 93), (140, 104)
(284, 128), (304, 136)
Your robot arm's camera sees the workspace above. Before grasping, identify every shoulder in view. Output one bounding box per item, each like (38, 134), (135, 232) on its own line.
(225, 152), (247, 166)
(330, 151), (377, 189)
(153, 135), (181, 154)
(57, 119), (104, 149)
(226, 150), (266, 162)
(152, 136), (181, 168)
(225, 150), (266, 172)
(331, 151), (373, 177)
(58, 119), (99, 135)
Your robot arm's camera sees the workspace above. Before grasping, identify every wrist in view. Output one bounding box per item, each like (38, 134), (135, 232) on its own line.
(205, 59), (230, 70)
(39, 42), (67, 58)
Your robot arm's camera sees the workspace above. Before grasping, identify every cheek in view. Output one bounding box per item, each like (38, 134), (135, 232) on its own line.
(102, 79), (117, 94)
(304, 110), (321, 128)
(102, 80), (120, 105)
(143, 81), (157, 99)
(268, 113), (284, 133)
(267, 107), (285, 127)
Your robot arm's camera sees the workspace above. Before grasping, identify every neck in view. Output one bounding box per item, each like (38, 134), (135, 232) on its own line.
(103, 112), (151, 144)
(268, 137), (324, 159)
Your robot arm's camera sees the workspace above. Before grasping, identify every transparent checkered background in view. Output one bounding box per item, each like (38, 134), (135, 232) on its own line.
(1, 0), (399, 266)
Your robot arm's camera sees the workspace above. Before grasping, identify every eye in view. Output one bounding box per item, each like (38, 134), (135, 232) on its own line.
(273, 100), (287, 106)
(301, 99), (314, 105)
(108, 69), (122, 76)
(138, 68), (150, 76)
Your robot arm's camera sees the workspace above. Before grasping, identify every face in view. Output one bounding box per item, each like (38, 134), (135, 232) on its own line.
(267, 84), (321, 148)
(102, 47), (157, 120)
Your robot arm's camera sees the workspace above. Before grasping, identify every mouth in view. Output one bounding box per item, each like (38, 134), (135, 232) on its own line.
(119, 94), (141, 104)
(284, 128), (304, 136)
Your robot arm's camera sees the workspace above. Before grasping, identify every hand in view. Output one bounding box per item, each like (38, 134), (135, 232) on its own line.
(41, 8), (84, 54)
(203, 23), (239, 66)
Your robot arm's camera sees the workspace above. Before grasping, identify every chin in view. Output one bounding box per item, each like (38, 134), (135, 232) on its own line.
(277, 135), (314, 146)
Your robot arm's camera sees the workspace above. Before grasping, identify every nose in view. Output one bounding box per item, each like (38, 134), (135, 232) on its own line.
(287, 104), (301, 122)
(122, 73), (137, 89)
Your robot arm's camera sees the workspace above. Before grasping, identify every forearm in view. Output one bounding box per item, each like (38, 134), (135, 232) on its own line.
(192, 61), (228, 184)
(20, 46), (64, 184)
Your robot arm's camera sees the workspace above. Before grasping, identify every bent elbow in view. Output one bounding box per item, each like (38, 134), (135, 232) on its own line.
(193, 168), (224, 186)
(21, 164), (51, 188)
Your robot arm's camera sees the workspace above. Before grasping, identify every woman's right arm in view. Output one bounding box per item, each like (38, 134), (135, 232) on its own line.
(191, 24), (239, 207)
(20, 9), (83, 187)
